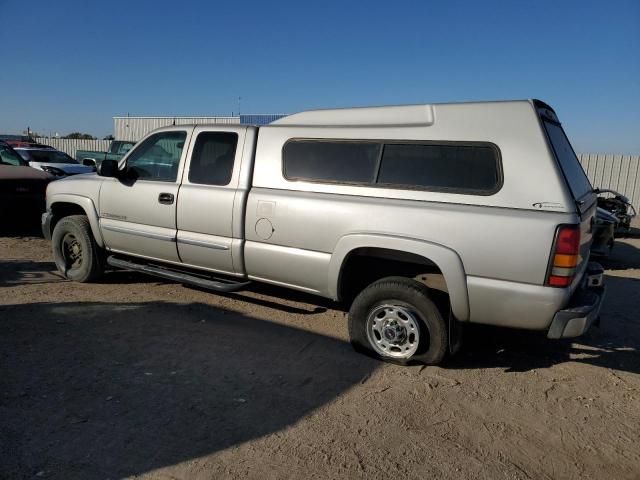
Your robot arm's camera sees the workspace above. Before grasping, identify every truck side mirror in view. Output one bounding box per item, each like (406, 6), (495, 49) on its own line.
(99, 159), (119, 177)
(82, 158), (97, 167)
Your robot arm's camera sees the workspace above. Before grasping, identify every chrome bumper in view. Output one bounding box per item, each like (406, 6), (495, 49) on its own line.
(548, 263), (605, 339)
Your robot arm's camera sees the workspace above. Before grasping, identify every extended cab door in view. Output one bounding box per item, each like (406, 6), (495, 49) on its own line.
(176, 126), (249, 275)
(99, 128), (192, 262)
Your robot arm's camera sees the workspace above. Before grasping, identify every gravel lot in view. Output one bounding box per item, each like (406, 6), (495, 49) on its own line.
(1, 220), (639, 479)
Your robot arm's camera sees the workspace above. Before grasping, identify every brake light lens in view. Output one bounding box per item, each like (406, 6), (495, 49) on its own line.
(547, 225), (580, 287)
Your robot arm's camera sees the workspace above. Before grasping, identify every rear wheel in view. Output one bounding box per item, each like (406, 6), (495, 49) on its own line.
(52, 215), (104, 282)
(348, 277), (448, 365)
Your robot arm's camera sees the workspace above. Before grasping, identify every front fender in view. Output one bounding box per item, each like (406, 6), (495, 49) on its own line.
(47, 193), (105, 248)
(328, 234), (469, 321)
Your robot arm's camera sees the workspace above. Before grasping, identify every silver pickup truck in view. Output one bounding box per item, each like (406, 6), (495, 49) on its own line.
(42, 99), (605, 365)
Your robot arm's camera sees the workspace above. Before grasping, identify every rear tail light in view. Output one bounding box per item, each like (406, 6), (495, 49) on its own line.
(547, 225), (580, 287)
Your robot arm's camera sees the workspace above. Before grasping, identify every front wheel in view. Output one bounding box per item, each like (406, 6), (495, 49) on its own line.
(52, 215), (104, 282)
(348, 277), (448, 365)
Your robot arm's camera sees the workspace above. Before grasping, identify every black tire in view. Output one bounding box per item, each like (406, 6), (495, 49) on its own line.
(348, 276), (448, 365)
(52, 215), (104, 282)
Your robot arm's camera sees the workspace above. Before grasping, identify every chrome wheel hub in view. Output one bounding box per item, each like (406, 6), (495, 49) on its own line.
(62, 233), (83, 270)
(366, 304), (420, 359)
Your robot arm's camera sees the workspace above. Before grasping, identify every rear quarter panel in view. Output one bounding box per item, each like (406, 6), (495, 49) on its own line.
(244, 188), (575, 291)
(244, 101), (580, 329)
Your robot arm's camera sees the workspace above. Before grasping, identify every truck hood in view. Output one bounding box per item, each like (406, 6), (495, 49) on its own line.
(45, 172), (105, 209)
(30, 162), (95, 175)
(0, 164), (52, 181)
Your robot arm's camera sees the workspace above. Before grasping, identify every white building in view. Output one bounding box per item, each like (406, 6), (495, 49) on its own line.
(113, 114), (287, 141)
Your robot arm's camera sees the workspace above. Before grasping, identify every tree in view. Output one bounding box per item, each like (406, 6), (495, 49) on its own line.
(63, 132), (96, 140)
(103, 134), (115, 141)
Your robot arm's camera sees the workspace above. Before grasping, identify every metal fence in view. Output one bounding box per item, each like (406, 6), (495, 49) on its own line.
(33, 137), (111, 159)
(578, 154), (640, 207)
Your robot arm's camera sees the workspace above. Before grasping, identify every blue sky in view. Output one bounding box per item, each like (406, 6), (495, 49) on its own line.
(1, 0), (638, 153)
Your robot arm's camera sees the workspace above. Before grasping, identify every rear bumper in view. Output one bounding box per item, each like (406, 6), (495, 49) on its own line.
(547, 263), (606, 339)
(41, 210), (53, 240)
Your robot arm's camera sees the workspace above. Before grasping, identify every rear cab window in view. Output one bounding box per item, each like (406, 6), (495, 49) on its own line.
(537, 104), (594, 209)
(188, 132), (238, 186)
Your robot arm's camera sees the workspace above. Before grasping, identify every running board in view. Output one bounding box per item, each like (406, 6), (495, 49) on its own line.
(106, 256), (251, 293)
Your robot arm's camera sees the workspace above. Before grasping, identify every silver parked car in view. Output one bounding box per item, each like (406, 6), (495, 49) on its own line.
(41, 99), (604, 365)
(15, 147), (95, 177)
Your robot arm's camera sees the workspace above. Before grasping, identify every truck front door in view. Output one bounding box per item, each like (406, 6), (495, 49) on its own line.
(99, 128), (191, 263)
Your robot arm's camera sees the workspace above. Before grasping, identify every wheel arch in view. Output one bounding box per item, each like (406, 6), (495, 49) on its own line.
(48, 194), (104, 247)
(329, 234), (469, 321)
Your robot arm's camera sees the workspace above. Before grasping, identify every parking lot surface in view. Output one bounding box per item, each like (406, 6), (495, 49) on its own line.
(1, 227), (639, 479)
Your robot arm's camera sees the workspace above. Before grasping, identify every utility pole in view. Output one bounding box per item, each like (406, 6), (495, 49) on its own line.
(238, 96), (242, 117)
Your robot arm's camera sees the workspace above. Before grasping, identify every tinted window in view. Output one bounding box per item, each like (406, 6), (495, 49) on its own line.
(20, 149), (78, 164)
(378, 144), (500, 192)
(543, 121), (592, 200)
(115, 142), (134, 155)
(188, 132), (238, 186)
(126, 131), (187, 182)
(0, 145), (27, 166)
(16, 150), (30, 161)
(282, 139), (500, 194)
(283, 141), (380, 183)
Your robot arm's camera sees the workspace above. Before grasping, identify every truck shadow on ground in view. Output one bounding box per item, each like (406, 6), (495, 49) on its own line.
(186, 281), (336, 315)
(0, 300), (378, 479)
(447, 274), (640, 375)
(0, 260), (65, 287)
(0, 260), (169, 289)
(0, 259), (333, 315)
(623, 226), (640, 239)
(0, 213), (43, 238)
(596, 239), (640, 270)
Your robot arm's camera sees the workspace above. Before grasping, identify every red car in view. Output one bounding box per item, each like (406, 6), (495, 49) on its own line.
(0, 141), (53, 223)
(3, 138), (51, 149)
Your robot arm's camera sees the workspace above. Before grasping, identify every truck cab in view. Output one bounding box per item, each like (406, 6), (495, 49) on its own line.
(97, 125), (254, 276)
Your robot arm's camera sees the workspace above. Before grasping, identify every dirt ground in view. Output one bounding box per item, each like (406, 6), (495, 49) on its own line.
(1, 220), (639, 480)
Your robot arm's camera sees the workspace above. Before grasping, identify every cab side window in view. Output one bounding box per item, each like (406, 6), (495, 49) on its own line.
(125, 131), (187, 182)
(188, 132), (238, 186)
(0, 145), (27, 166)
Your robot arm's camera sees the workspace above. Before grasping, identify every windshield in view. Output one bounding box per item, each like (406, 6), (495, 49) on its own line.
(20, 149), (79, 164)
(543, 121), (592, 201)
(114, 142), (135, 154)
(0, 144), (27, 166)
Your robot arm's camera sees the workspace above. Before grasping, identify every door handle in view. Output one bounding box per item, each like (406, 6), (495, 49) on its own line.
(158, 193), (174, 205)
